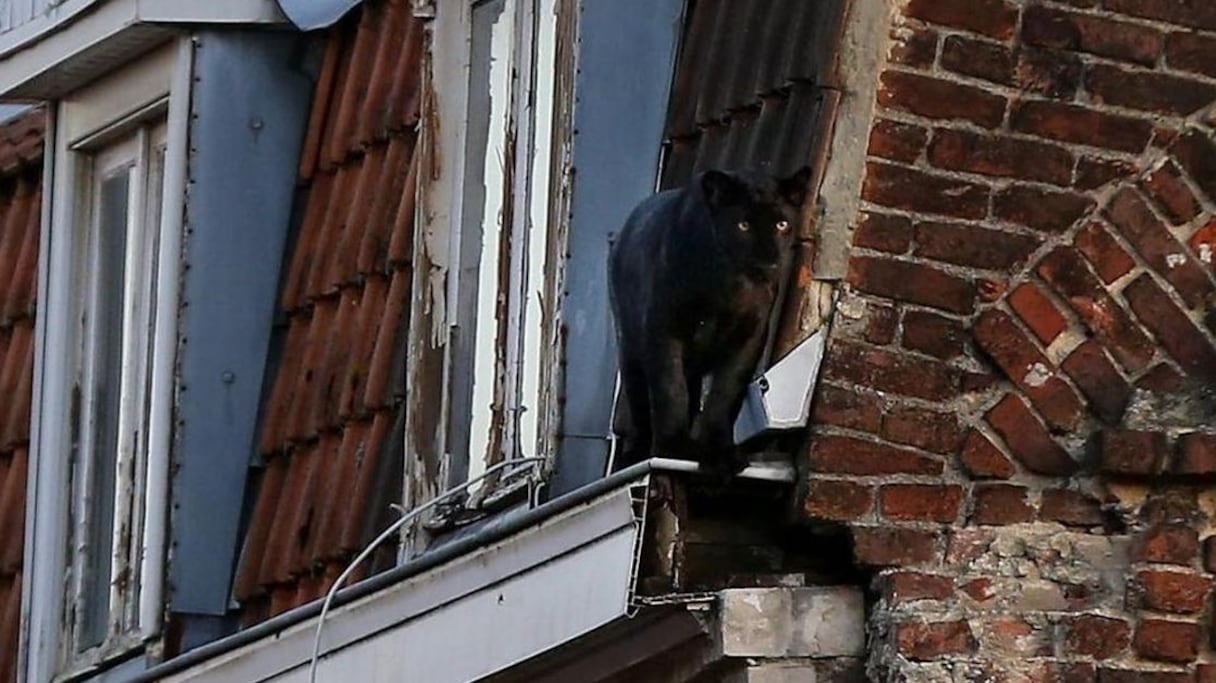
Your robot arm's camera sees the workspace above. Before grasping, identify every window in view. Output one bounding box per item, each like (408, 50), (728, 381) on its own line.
(67, 121), (167, 661)
(443, 0), (560, 496)
(24, 43), (186, 682)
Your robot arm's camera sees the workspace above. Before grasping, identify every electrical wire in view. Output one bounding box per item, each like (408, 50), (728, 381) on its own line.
(307, 456), (546, 683)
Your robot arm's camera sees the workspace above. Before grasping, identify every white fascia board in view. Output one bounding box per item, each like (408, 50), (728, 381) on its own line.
(135, 0), (285, 24)
(0, 0), (285, 100)
(163, 485), (642, 683)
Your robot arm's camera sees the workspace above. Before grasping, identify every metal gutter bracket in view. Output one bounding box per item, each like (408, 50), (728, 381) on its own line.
(734, 328), (828, 443)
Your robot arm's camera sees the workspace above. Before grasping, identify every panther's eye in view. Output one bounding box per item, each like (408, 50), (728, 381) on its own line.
(776, 220), (790, 232)
(737, 221), (750, 232)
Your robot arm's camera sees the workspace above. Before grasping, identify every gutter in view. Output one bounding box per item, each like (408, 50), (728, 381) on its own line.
(134, 458), (793, 682)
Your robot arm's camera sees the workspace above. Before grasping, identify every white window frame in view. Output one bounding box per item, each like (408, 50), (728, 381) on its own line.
(428, 0), (562, 502)
(21, 39), (191, 682)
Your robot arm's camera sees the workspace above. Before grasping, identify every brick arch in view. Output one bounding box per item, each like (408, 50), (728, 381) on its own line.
(967, 116), (1216, 482)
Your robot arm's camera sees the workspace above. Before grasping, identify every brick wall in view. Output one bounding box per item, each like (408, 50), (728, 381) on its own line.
(804, 0), (1216, 679)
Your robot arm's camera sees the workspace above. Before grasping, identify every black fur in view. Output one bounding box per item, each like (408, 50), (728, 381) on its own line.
(608, 167), (811, 476)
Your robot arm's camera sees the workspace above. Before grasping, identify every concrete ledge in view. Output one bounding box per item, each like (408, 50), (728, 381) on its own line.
(720, 586), (866, 658)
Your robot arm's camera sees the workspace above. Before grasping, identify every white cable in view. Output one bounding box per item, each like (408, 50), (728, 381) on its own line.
(307, 457), (546, 683)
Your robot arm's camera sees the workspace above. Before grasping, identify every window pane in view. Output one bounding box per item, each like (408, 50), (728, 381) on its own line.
(79, 169), (131, 650)
(450, 0), (516, 486)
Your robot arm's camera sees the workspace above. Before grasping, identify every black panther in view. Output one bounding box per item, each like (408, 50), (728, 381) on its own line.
(608, 167), (811, 477)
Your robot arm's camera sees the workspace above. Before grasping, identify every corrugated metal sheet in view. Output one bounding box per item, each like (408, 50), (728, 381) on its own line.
(233, 0), (417, 623)
(0, 107), (43, 683)
(660, 0), (844, 186)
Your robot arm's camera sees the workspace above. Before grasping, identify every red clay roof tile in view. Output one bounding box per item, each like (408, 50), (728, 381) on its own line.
(237, 2), (417, 621)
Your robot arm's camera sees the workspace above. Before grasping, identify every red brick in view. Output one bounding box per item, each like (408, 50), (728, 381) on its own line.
(1137, 363), (1185, 393)
(848, 255), (976, 315)
(1037, 662), (1097, 683)
(1074, 222), (1135, 285)
(1190, 219), (1216, 277)
(962, 371), (999, 393)
(960, 429), (1017, 479)
(913, 220), (1040, 271)
(853, 526), (940, 567)
(902, 309), (966, 360)
(895, 620), (977, 660)
(1134, 525), (1200, 565)
(890, 25), (938, 68)
(1041, 489), (1104, 527)
(1167, 32), (1216, 79)
(1101, 428), (1169, 476)
(1060, 340), (1132, 424)
(1103, 0), (1216, 31)
(1172, 130), (1216, 205)
(970, 484), (1034, 525)
(982, 393), (1079, 473)
(928, 128), (1073, 186)
(881, 484), (964, 523)
(985, 393), (1079, 475)
(1012, 100), (1153, 153)
(805, 479), (874, 521)
(978, 279), (1004, 307)
(959, 578), (994, 602)
(824, 341), (960, 400)
(994, 185), (1095, 233)
(905, 0), (1017, 40)
(1087, 63), (1216, 117)
(1016, 48), (1084, 100)
(1022, 6), (1163, 65)
(1133, 619), (1200, 663)
(878, 71), (1007, 128)
(868, 119), (928, 163)
(945, 528), (995, 565)
(882, 571), (954, 605)
(866, 304), (899, 344)
(1107, 189), (1213, 309)
(1098, 669), (1194, 683)
(1009, 283), (1068, 345)
(811, 383), (882, 432)
(1142, 162), (1201, 224)
(1133, 570), (1213, 613)
(940, 35), (1014, 84)
(882, 405), (963, 454)
(809, 434), (944, 476)
(1204, 536), (1216, 573)
(1123, 275), (1216, 377)
(862, 161), (990, 221)
(1064, 614), (1130, 659)
(1176, 432), (1216, 476)
(1038, 247), (1155, 372)
(974, 310), (1083, 430)
(854, 212), (912, 254)
(1075, 156), (1138, 191)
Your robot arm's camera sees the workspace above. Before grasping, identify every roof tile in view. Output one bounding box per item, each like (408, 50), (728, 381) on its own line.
(238, 1), (418, 621)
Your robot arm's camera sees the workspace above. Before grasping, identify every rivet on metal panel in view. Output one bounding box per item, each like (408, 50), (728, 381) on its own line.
(221, 371), (235, 384)
(249, 117), (264, 132)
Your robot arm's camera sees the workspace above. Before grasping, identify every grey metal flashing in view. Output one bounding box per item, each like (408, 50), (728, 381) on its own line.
(134, 458), (790, 681)
(169, 30), (315, 616)
(551, 0), (684, 495)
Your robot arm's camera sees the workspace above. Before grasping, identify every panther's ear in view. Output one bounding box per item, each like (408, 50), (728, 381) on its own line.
(778, 166), (813, 207)
(701, 170), (740, 209)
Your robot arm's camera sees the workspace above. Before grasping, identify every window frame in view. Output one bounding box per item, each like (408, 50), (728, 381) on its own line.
(21, 40), (191, 682)
(422, 0), (565, 505)
(67, 119), (168, 662)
